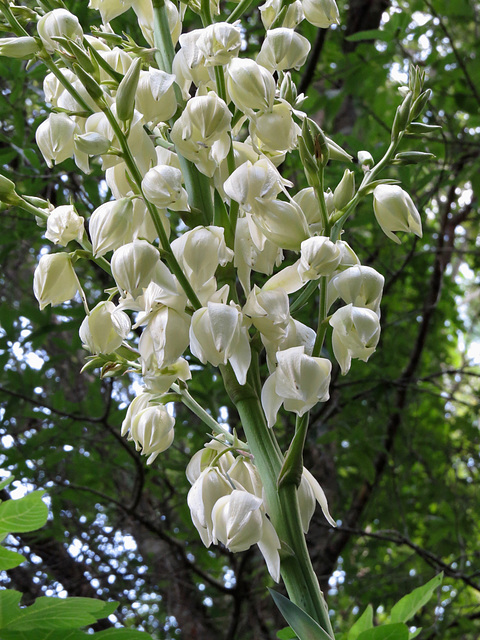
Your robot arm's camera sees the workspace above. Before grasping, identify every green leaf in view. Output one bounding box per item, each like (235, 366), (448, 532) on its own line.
(0, 547), (26, 570)
(0, 629), (87, 640)
(2, 597), (119, 631)
(95, 629), (155, 639)
(0, 491), (48, 535)
(0, 591), (23, 628)
(390, 574), (443, 624)
(0, 475), (13, 492)
(269, 590), (333, 640)
(277, 626), (297, 639)
(348, 605), (374, 640)
(357, 623), (409, 640)
(345, 30), (386, 43)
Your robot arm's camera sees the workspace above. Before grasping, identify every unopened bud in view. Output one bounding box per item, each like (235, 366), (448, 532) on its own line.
(333, 169), (355, 210)
(0, 174), (21, 205)
(391, 91), (413, 140)
(406, 122), (441, 135)
(0, 36), (40, 59)
(73, 63), (104, 101)
(74, 132), (111, 155)
(116, 56), (142, 122)
(392, 151), (435, 165)
(357, 150), (374, 171)
(37, 9), (83, 53)
(410, 89), (432, 121)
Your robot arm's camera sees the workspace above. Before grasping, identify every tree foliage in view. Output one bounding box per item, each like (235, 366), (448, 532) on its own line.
(0, 0), (479, 638)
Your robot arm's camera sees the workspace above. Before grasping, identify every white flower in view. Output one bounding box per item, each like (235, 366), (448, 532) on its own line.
(297, 467), (336, 532)
(329, 303), (381, 374)
(89, 198), (136, 257)
(243, 285), (290, 341)
(37, 9), (83, 52)
(223, 159), (289, 212)
(259, 0), (304, 30)
(261, 346), (331, 426)
(302, 0), (340, 29)
(128, 404), (175, 464)
(33, 253), (79, 310)
(196, 22), (242, 66)
(89, 0), (134, 23)
(250, 101), (300, 153)
(135, 68), (177, 125)
(328, 265), (384, 315)
(250, 199), (310, 251)
(79, 301), (131, 354)
(36, 113), (77, 168)
(187, 467), (233, 546)
(142, 165), (189, 211)
(373, 184), (422, 244)
(186, 440), (236, 485)
(111, 239), (160, 298)
(212, 490), (281, 582)
(226, 58), (276, 114)
(189, 302), (251, 385)
(256, 28), (311, 73)
(139, 307), (191, 370)
(298, 236), (342, 281)
(45, 205), (84, 246)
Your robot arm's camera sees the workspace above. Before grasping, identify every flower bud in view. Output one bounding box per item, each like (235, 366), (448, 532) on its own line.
(328, 265), (384, 314)
(256, 28), (311, 73)
(329, 304), (381, 375)
(116, 56), (142, 122)
(261, 346), (331, 426)
(302, 0), (340, 29)
(226, 58), (276, 114)
(373, 184), (422, 244)
(142, 165), (189, 211)
(45, 205), (84, 246)
(0, 36), (40, 59)
(298, 236), (342, 281)
(89, 198), (135, 257)
(111, 239), (160, 297)
(74, 132), (111, 156)
(36, 113), (77, 168)
(33, 253), (79, 310)
(333, 169), (355, 210)
(358, 150), (374, 171)
(129, 404), (175, 464)
(79, 301), (131, 354)
(37, 9), (83, 53)
(0, 174), (21, 205)
(196, 22), (242, 66)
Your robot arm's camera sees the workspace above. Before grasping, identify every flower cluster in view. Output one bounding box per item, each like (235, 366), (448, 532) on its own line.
(0, 0), (432, 583)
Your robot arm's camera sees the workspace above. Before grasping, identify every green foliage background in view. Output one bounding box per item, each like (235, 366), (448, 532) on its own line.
(0, 0), (479, 638)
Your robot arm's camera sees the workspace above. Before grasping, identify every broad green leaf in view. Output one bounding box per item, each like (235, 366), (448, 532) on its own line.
(3, 597), (119, 631)
(357, 623), (409, 640)
(0, 491), (48, 535)
(277, 626), (297, 639)
(348, 605), (374, 640)
(95, 629), (155, 639)
(0, 629), (87, 640)
(0, 591), (23, 627)
(269, 590), (333, 640)
(0, 547), (26, 570)
(390, 574), (443, 624)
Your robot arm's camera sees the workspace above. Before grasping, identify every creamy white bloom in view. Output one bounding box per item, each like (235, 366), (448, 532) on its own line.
(223, 159), (289, 212)
(328, 265), (384, 315)
(0, 36), (39, 59)
(45, 205), (84, 246)
(256, 28), (311, 73)
(243, 285), (290, 341)
(133, 0), (181, 48)
(128, 404), (175, 464)
(33, 253), (78, 310)
(89, 198), (136, 257)
(89, 0), (134, 23)
(139, 307), (191, 370)
(226, 58), (276, 114)
(373, 184), (422, 244)
(263, 317), (316, 373)
(259, 0), (304, 29)
(111, 239), (160, 298)
(187, 467), (232, 546)
(79, 301), (131, 354)
(37, 9), (83, 52)
(298, 236), (342, 281)
(121, 391), (156, 437)
(135, 68), (177, 125)
(142, 356), (192, 394)
(186, 440), (236, 485)
(212, 489), (281, 582)
(329, 303), (381, 374)
(228, 458), (263, 497)
(250, 101), (300, 153)
(142, 165), (189, 211)
(196, 22), (242, 66)
(261, 346), (331, 426)
(36, 113), (77, 168)
(298, 467), (336, 532)
(302, 0), (340, 28)
(189, 302), (251, 385)
(250, 199), (310, 251)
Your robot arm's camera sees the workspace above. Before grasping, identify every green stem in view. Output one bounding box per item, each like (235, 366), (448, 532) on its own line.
(41, 56), (94, 115)
(0, 0), (28, 36)
(102, 106), (202, 310)
(225, 0), (257, 23)
(312, 277), (328, 357)
(221, 364), (334, 637)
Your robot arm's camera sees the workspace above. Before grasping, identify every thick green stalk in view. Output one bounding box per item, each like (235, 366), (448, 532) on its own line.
(312, 277), (328, 357)
(221, 363), (334, 637)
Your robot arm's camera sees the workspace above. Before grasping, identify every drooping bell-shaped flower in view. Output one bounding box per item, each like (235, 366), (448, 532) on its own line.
(186, 439), (236, 485)
(212, 490), (281, 582)
(89, 198), (136, 257)
(138, 306), (191, 370)
(256, 28), (311, 73)
(297, 236), (342, 281)
(89, 0), (135, 23)
(187, 466), (233, 546)
(0, 36), (40, 59)
(128, 404), (175, 464)
(45, 205), (84, 246)
(302, 0), (340, 29)
(228, 458), (263, 497)
(36, 113), (77, 168)
(37, 8), (83, 52)
(250, 199), (310, 251)
(373, 184), (422, 244)
(196, 22), (242, 66)
(79, 301), (131, 354)
(328, 265), (384, 315)
(226, 58), (276, 114)
(259, 0), (304, 30)
(329, 303), (381, 374)
(250, 101), (300, 153)
(33, 253), (79, 310)
(261, 346), (332, 426)
(243, 285), (290, 342)
(142, 165), (189, 211)
(297, 467), (336, 533)
(111, 239), (160, 298)
(223, 159), (289, 212)
(135, 68), (177, 125)
(189, 302), (251, 385)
